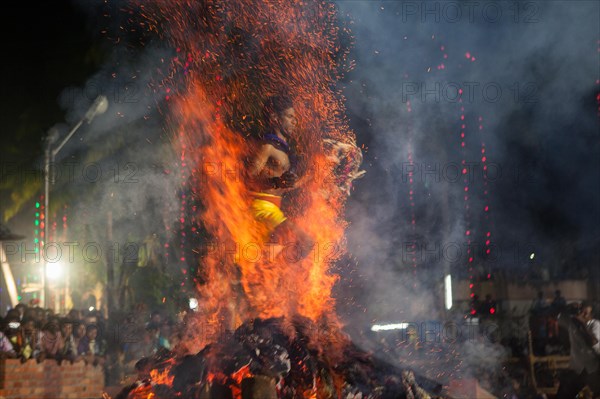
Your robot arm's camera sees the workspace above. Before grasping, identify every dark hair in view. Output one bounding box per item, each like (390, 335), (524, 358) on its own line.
(42, 320), (60, 332)
(60, 318), (74, 326)
(86, 324), (98, 334)
(5, 309), (20, 320)
(263, 94), (293, 124)
(73, 322), (86, 338)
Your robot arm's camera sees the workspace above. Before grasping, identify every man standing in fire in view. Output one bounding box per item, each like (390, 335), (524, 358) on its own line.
(247, 94), (313, 260)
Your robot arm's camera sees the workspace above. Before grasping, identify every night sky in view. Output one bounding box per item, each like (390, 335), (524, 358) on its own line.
(1, 1), (599, 321)
(1, 1), (104, 163)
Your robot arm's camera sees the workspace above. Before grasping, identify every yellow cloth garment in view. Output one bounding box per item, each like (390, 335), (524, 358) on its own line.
(250, 192), (287, 232)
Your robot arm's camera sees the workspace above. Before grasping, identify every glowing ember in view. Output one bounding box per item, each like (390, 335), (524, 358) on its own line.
(149, 367), (175, 387)
(132, 0), (360, 347)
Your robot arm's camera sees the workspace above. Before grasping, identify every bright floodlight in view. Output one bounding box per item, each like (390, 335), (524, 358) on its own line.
(371, 323), (409, 332)
(530, 253), (535, 260)
(46, 262), (63, 280)
(189, 298), (199, 311)
(445, 274), (453, 310)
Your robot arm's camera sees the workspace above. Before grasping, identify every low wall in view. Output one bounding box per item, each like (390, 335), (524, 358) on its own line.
(0, 358), (104, 399)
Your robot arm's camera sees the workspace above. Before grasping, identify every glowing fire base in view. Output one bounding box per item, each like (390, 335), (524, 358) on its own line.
(117, 316), (443, 399)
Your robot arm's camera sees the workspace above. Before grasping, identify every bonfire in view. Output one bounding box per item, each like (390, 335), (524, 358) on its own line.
(117, 317), (443, 399)
(114, 1), (442, 398)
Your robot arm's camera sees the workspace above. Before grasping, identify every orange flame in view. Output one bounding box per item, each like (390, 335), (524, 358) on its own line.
(149, 367), (175, 386)
(231, 365), (253, 399)
(125, 384), (153, 399)
(139, 0), (355, 348)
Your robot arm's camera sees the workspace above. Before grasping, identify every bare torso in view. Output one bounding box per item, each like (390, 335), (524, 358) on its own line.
(248, 142), (293, 196)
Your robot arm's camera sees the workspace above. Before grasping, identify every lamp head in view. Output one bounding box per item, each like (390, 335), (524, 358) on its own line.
(84, 95), (109, 123)
(46, 127), (60, 144)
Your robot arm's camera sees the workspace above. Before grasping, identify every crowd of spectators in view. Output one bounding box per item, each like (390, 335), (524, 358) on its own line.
(3, 294), (598, 395)
(0, 304), (105, 364)
(0, 302), (187, 385)
(0, 304), (109, 365)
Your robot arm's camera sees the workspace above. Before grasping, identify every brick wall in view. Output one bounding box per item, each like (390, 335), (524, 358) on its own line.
(0, 359), (104, 399)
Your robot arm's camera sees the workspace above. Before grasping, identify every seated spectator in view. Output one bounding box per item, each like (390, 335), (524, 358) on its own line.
(19, 318), (41, 363)
(33, 307), (46, 327)
(59, 318), (81, 363)
(5, 309), (21, 323)
(14, 303), (27, 321)
(78, 324), (106, 366)
(73, 321), (86, 353)
(4, 315), (21, 352)
(84, 311), (98, 327)
(0, 317), (17, 358)
(83, 309), (106, 338)
(39, 318), (64, 363)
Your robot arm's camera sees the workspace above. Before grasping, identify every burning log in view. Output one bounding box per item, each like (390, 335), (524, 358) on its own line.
(117, 316), (444, 399)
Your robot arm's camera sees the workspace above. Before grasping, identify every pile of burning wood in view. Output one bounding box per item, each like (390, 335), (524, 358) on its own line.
(116, 316), (444, 399)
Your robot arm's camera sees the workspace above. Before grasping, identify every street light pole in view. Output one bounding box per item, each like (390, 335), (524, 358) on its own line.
(42, 132), (55, 309)
(42, 95), (108, 309)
